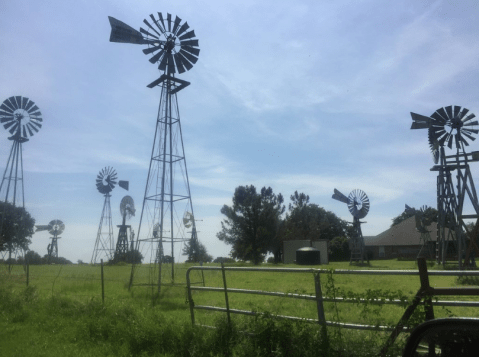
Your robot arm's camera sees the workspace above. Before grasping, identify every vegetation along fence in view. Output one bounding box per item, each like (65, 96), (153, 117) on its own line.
(186, 259), (479, 356)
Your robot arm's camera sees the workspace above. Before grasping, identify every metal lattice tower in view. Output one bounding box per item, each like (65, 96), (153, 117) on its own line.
(332, 189), (370, 264)
(411, 106), (479, 268)
(108, 13), (200, 292)
(0, 96), (42, 264)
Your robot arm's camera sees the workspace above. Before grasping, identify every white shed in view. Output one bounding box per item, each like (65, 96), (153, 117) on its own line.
(283, 240), (329, 264)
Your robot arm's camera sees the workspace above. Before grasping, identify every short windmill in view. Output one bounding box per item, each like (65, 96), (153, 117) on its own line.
(410, 105), (479, 267)
(332, 189), (370, 264)
(404, 205), (434, 260)
(91, 166), (129, 263)
(36, 220), (65, 261)
(108, 12), (201, 291)
(0, 96), (42, 263)
(115, 195), (135, 258)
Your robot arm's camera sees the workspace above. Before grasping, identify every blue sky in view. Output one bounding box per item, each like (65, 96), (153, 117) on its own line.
(1, 0), (479, 263)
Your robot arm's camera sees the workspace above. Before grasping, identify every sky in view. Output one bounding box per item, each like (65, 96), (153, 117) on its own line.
(1, 0), (479, 263)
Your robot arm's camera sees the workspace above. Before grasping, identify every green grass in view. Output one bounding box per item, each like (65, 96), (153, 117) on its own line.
(1, 259), (478, 356)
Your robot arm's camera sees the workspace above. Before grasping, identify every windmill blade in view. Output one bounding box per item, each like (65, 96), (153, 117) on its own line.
(182, 44), (200, 56)
(142, 19), (162, 38)
(445, 105), (453, 120)
(180, 39), (199, 47)
(149, 48), (165, 63)
(0, 103), (14, 113)
(174, 53), (187, 74)
(167, 13), (172, 32)
(158, 53), (168, 71)
(142, 43), (163, 55)
(149, 14), (165, 34)
(410, 112), (432, 129)
(463, 121), (478, 127)
(177, 52), (193, 71)
(463, 128), (479, 135)
(15, 96), (23, 108)
(453, 105), (461, 118)
(21, 97), (29, 109)
(436, 107), (449, 121)
(158, 13), (166, 32)
(462, 131), (476, 142)
(459, 108), (470, 119)
(463, 113), (476, 124)
(332, 189), (348, 204)
(7, 97), (19, 110)
(179, 30), (196, 41)
(108, 16), (146, 44)
(176, 21), (189, 37)
(172, 16), (182, 34)
(167, 53), (175, 74)
(26, 124), (34, 137)
(24, 99), (34, 112)
(0, 110), (14, 117)
(179, 48), (198, 64)
(8, 123), (18, 134)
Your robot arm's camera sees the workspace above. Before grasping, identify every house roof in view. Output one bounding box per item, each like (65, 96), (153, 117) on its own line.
(364, 216), (438, 246)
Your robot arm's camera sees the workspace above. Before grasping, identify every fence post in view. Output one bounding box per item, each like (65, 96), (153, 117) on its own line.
(186, 267), (196, 325)
(221, 262), (231, 324)
(314, 272), (326, 325)
(417, 258), (435, 320)
(26, 259), (29, 287)
(101, 259), (105, 304)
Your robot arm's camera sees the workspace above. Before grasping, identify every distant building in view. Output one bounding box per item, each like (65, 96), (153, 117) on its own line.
(364, 216), (439, 260)
(283, 239), (329, 264)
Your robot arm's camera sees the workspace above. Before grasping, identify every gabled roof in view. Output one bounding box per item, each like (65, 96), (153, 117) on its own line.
(364, 216), (438, 246)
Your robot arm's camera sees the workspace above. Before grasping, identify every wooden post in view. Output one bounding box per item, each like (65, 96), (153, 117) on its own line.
(101, 259), (105, 304)
(26, 260), (29, 287)
(221, 262), (231, 324)
(186, 268), (196, 325)
(417, 257), (435, 321)
(314, 272), (326, 325)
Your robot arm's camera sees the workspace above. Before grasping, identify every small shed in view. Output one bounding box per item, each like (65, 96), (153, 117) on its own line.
(283, 239), (329, 264)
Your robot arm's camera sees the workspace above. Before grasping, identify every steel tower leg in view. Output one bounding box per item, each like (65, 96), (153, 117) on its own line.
(132, 75), (197, 293)
(91, 194), (114, 263)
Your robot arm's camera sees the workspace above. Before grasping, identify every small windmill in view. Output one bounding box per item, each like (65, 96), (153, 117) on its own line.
(332, 189), (370, 264)
(115, 195), (135, 257)
(91, 166), (129, 263)
(36, 220), (65, 261)
(405, 205), (434, 260)
(411, 105), (479, 267)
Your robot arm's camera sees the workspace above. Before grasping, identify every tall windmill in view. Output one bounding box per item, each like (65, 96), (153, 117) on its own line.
(404, 205), (434, 260)
(332, 189), (370, 264)
(36, 220), (65, 262)
(0, 96), (42, 262)
(411, 106), (479, 268)
(108, 12), (200, 290)
(115, 195), (135, 257)
(91, 166), (129, 263)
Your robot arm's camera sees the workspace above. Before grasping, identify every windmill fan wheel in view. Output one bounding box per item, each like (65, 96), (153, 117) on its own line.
(0, 96), (43, 140)
(120, 195), (135, 219)
(428, 106), (478, 155)
(96, 166), (118, 194)
(48, 220), (65, 236)
(347, 189), (370, 219)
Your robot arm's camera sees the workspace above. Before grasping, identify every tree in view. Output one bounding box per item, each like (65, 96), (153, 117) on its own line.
(217, 185), (285, 265)
(0, 201), (35, 254)
(183, 239), (213, 263)
(281, 191), (347, 242)
(391, 206), (438, 227)
(25, 250), (43, 264)
(328, 236), (351, 262)
(110, 249), (143, 264)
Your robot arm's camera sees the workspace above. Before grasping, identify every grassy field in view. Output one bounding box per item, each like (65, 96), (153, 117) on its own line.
(1, 259), (478, 356)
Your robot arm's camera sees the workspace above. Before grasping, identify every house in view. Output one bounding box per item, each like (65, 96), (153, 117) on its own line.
(364, 216), (438, 260)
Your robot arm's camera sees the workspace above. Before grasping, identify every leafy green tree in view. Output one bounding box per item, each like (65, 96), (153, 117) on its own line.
(183, 238), (213, 263)
(281, 191), (347, 242)
(391, 206), (438, 227)
(111, 249), (143, 264)
(25, 250), (44, 264)
(328, 236), (351, 261)
(217, 185), (285, 265)
(0, 201), (35, 254)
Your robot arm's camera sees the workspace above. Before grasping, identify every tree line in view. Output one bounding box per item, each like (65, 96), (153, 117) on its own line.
(217, 185), (351, 264)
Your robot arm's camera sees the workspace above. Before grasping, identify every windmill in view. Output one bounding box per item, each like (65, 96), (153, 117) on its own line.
(36, 220), (65, 261)
(91, 166), (129, 263)
(332, 189), (370, 264)
(0, 96), (42, 264)
(411, 106), (479, 267)
(108, 12), (200, 291)
(404, 205), (434, 260)
(115, 195), (135, 258)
